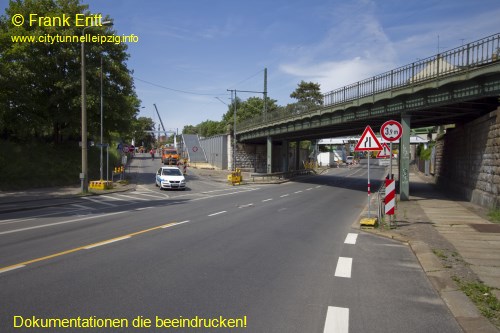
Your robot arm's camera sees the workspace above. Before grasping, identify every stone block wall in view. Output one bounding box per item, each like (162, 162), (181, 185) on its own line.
(435, 109), (500, 208)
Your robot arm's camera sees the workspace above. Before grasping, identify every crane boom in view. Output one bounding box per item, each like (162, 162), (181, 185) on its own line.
(153, 103), (167, 134)
(153, 104), (177, 148)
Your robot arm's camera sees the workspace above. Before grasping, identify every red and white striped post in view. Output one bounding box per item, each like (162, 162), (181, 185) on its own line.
(385, 178), (395, 215)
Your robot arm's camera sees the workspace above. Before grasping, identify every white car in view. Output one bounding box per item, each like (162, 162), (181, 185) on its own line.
(155, 166), (186, 190)
(346, 156), (354, 165)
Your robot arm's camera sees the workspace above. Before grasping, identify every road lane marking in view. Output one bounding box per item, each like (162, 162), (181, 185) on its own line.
(306, 188), (313, 191)
(116, 194), (149, 201)
(238, 204), (254, 208)
(0, 265), (25, 274)
(83, 236), (131, 249)
(0, 220), (190, 274)
(334, 257), (352, 278)
(0, 211), (126, 236)
(280, 194), (289, 197)
(262, 198), (273, 202)
(208, 211), (227, 216)
(294, 190), (303, 194)
(100, 195), (128, 201)
(82, 196), (117, 206)
(344, 233), (358, 245)
(323, 306), (349, 333)
(161, 220), (190, 228)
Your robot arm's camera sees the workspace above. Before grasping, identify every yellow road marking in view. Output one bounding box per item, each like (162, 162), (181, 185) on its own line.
(0, 222), (180, 274)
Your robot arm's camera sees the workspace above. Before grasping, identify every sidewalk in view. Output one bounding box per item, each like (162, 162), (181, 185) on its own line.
(359, 171), (500, 332)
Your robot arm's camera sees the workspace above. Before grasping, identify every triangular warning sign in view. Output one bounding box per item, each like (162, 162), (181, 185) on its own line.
(354, 126), (383, 151)
(376, 143), (393, 158)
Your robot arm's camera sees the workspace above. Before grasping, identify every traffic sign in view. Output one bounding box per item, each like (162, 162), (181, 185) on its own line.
(122, 145), (129, 153)
(192, 146), (198, 152)
(376, 143), (394, 158)
(380, 120), (402, 142)
(354, 126), (383, 151)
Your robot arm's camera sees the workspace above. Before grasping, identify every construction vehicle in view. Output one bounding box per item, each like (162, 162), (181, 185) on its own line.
(161, 146), (180, 165)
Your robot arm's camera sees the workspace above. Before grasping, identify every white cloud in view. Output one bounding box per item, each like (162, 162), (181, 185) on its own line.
(278, 0), (398, 93)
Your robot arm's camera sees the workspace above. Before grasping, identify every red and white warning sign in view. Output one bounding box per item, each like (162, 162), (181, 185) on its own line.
(385, 179), (396, 215)
(354, 126), (383, 151)
(376, 143), (394, 158)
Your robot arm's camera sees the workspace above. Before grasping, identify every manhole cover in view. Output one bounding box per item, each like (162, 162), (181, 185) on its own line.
(469, 224), (500, 233)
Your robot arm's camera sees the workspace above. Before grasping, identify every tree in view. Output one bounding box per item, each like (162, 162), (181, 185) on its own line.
(0, 0), (140, 143)
(182, 125), (198, 135)
(131, 117), (155, 148)
(290, 81), (323, 110)
(222, 96), (278, 129)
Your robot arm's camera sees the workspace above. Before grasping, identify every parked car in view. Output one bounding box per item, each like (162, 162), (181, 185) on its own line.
(346, 156), (354, 165)
(155, 166), (186, 190)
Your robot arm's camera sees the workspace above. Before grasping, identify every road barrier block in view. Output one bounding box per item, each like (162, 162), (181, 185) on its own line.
(89, 180), (113, 190)
(360, 217), (378, 227)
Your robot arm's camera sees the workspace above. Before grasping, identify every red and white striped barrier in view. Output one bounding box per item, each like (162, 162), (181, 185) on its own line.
(385, 179), (395, 215)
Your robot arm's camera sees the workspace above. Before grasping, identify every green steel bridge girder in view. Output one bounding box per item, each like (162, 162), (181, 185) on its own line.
(237, 62), (500, 143)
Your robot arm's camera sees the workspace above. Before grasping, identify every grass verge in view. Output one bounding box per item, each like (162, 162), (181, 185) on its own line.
(452, 276), (500, 328)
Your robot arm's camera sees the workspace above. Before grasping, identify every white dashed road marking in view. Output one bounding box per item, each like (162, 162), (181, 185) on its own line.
(323, 306), (349, 333)
(208, 211), (227, 217)
(334, 257), (352, 278)
(344, 233), (358, 245)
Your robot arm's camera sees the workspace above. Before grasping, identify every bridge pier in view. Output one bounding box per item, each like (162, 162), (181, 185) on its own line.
(282, 139), (289, 172)
(400, 115), (411, 201)
(267, 136), (272, 173)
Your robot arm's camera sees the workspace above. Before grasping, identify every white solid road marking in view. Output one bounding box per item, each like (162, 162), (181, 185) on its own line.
(83, 236), (131, 249)
(323, 306), (349, 333)
(100, 195), (128, 201)
(115, 194), (148, 201)
(0, 265), (25, 274)
(344, 233), (358, 245)
(82, 196), (117, 206)
(0, 211), (126, 235)
(208, 211), (227, 217)
(334, 257), (353, 278)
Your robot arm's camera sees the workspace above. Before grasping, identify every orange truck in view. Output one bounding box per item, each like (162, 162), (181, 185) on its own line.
(161, 147), (180, 165)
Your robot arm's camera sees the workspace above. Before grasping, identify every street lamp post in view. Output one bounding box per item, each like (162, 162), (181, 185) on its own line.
(81, 20), (113, 193)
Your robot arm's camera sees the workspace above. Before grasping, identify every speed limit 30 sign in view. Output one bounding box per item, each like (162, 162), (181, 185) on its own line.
(380, 120), (403, 142)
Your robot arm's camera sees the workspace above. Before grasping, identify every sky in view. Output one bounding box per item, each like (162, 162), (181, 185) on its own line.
(80, 0), (500, 132)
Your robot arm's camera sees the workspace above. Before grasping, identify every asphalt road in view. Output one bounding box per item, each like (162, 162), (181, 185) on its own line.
(0, 157), (462, 332)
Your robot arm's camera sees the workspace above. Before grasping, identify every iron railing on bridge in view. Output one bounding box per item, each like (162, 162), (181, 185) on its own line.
(238, 33), (500, 131)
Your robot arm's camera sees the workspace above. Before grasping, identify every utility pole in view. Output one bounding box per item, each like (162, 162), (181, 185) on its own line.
(263, 68), (267, 121)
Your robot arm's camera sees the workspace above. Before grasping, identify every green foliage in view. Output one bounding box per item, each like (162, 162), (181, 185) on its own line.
(290, 80), (323, 107)
(0, 139), (122, 190)
(130, 117), (155, 148)
(488, 209), (500, 223)
(452, 276), (500, 326)
(222, 96), (278, 131)
(417, 143), (433, 160)
(0, 0), (140, 143)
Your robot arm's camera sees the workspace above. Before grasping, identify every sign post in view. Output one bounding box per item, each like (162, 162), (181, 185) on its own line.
(380, 120), (403, 180)
(380, 120), (403, 227)
(354, 126), (382, 219)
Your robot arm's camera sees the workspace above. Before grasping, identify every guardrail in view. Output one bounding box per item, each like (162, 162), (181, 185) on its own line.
(238, 33), (500, 131)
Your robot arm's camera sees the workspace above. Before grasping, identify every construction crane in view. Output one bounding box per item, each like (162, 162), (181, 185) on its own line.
(153, 104), (177, 147)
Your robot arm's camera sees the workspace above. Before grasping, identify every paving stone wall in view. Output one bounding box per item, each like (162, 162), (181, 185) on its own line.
(435, 109), (500, 208)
